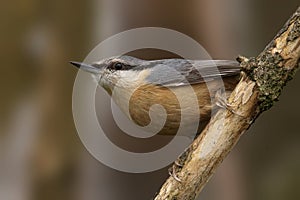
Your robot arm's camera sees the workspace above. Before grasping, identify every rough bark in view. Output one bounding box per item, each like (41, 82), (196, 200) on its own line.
(154, 7), (300, 200)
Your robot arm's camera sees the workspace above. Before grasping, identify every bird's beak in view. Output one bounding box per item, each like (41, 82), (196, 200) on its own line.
(70, 61), (100, 74)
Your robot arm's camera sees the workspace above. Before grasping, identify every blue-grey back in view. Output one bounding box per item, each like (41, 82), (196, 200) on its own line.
(141, 59), (240, 87)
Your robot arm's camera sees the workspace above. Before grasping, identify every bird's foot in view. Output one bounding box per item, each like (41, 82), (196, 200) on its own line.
(215, 89), (244, 117)
(168, 164), (182, 182)
(168, 146), (192, 182)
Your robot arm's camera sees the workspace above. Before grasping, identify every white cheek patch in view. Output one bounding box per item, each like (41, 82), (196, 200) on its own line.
(117, 69), (151, 88)
(118, 71), (141, 84)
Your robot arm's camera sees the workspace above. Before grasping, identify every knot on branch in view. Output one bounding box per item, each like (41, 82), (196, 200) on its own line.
(237, 55), (257, 79)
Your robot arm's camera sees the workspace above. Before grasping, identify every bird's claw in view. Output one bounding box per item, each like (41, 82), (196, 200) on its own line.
(168, 164), (182, 182)
(174, 159), (184, 167)
(215, 89), (244, 118)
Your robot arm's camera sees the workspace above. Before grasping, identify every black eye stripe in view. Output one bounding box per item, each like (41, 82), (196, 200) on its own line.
(108, 62), (133, 70)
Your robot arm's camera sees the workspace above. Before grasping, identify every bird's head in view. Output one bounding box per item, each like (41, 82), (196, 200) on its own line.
(70, 56), (151, 94)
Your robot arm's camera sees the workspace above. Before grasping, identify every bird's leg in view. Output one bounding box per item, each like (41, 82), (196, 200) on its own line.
(174, 159), (183, 167)
(168, 146), (192, 182)
(215, 89), (244, 117)
(215, 89), (234, 112)
(168, 165), (182, 182)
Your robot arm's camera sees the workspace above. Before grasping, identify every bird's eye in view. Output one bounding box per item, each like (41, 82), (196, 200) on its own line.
(113, 62), (123, 70)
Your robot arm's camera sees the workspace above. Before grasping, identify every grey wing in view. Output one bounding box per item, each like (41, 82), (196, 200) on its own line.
(145, 59), (240, 87)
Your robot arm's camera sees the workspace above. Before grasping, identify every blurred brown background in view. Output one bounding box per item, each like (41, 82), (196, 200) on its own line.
(1, 0), (299, 200)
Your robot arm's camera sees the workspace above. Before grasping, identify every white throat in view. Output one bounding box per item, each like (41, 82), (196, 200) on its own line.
(110, 69), (151, 119)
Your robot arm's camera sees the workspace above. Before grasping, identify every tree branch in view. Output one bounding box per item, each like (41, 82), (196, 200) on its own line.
(154, 7), (300, 200)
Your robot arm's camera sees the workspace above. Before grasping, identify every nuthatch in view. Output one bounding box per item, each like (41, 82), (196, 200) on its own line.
(71, 56), (240, 136)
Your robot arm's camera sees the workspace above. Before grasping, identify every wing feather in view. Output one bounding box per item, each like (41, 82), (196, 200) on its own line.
(144, 59), (240, 87)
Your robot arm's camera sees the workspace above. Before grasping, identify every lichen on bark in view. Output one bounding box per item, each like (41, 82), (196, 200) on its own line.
(254, 52), (288, 111)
